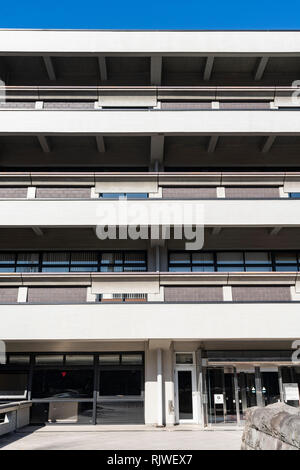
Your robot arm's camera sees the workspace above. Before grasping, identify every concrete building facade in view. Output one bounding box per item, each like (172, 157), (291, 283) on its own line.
(0, 30), (300, 427)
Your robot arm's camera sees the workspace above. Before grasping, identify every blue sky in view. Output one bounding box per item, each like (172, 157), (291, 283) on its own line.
(0, 0), (299, 30)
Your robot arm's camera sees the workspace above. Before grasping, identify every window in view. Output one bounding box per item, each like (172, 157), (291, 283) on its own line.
(176, 353), (194, 364)
(100, 252), (146, 272)
(32, 369), (94, 399)
(0, 372), (28, 398)
(169, 251), (300, 272)
(8, 355), (30, 365)
(99, 370), (142, 396)
(289, 193), (300, 198)
(274, 252), (298, 271)
(0, 251), (147, 273)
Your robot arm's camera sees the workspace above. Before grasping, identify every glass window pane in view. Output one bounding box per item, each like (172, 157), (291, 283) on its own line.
(42, 267), (69, 273)
(124, 266), (146, 272)
(0, 372), (28, 397)
(16, 266), (39, 273)
(9, 355), (30, 365)
(289, 193), (300, 198)
(192, 252), (214, 264)
(65, 355), (94, 366)
(124, 252), (145, 264)
(35, 355), (64, 365)
(70, 252), (98, 265)
(101, 253), (122, 265)
(99, 354), (120, 364)
(101, 193), (125, 199)
(121, 354), (143, 364)
(176, 353), (193, 364)
(245, 252), (271, 265)
(275, 265), (298, 272)
(0, 253), (15, 264)
(99, 370), (142, 396)
(169, 266), (191, 272)
(192, 265), (214, 272)
(17, 252), (39, 264)
(245, 266), (273, 272)
(126, 193), (148, 199)
(70, 266), (98, 272)
(32, 369), (93, 399)
(169, 253), (190, 264)
(217, 252), (244, 264)
(275, 252), (297, 264)
(42, 252), (69, 265)
(0, 267), (15, 273)
(217, 266), (244, 272)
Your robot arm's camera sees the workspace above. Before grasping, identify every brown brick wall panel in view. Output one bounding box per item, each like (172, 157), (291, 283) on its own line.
(0, 288), (18, 303)
(162, 187), (217, 199)
(164, 286), (223, 302)
(35, 187), (91, 199)
(0, 188), (28, 198)
(232, 286), (291, 302)
(225, 187), (279, 198)
(27, 287), (87, 303)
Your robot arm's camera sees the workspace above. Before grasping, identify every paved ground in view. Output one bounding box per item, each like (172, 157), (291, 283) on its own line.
(0, 426), (243, 450)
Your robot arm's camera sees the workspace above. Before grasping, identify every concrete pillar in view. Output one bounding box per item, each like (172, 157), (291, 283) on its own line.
(144, 346), (157, 425)
(157, 348), (163, 426)
(145, 340), (173, 426)
(163, 343), (175, 426)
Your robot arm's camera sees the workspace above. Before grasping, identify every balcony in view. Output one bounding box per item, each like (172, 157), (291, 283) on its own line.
(0, 271), (299, 341)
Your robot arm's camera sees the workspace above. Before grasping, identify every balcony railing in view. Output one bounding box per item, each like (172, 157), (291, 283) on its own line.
(0, 172), (298, 199)
(0, 86), (299, 110)
(0, 272), (299, 304)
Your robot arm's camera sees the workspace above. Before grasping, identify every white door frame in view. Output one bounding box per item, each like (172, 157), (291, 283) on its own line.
(174, 365), (198, 424)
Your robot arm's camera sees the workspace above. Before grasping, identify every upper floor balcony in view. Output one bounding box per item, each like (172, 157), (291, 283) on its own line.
(1, 30), (300, 87)
(0, 270), (299, 341)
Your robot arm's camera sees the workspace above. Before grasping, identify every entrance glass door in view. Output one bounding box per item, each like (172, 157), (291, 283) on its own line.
(237, 369), (257, 421)
(207, 367), (238, 425)
(178, 370), (193, 420)
(175, 367), (197, 423)
(261, 369), (280, 405)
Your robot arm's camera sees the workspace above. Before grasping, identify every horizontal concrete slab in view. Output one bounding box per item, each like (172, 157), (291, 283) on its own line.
(1, 30), (300, 55)
(0, 199), (298, 227)
(0, 302), (299, 341)
(0, 110), (300, 135)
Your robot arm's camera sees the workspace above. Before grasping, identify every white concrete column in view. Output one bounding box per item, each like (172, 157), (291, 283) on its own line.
(157, 348), (163, 427)
(163, 344), (175, 426)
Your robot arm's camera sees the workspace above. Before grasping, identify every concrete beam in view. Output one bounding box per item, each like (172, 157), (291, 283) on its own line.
(254, 57), (269, 81)
(37, 135), (51, 153)
(151, 56), (162, 86)
(43, 56), (56, 81)
(261, 135), (276, 153)
(207, 135), (219, 153)
(150, 135), (164, 163)
(98, 56), (107, 81)
(31, 227), (44, 236)
(95, 135), (106, 153)
(203, 56), (214, 81)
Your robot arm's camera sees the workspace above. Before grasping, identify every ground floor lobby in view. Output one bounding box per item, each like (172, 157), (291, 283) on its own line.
(0, 341), (299, 427)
